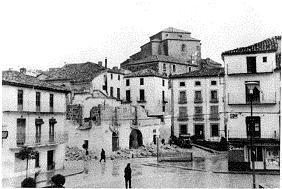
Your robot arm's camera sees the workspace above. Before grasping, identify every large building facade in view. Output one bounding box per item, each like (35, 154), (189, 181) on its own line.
(170, 68), (225, 141)
(2, 70), (69, 179)
(222, 36), (281, 171)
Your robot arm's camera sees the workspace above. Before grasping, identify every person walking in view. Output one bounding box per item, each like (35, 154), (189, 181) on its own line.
(100, 148), (106, 162)
(124, 163), (132, 188)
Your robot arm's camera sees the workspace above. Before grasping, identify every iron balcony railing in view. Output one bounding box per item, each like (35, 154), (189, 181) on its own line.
(209, 113), (220, 120)
(16, 132), (68, 147)
(193, 114), (204, 121)
(228, 92), (276, 105)
(178, 98), (187, 104)
(228, 130), (280, 140)
(177, 114), (189, 121)
(194, 97), (203, 103)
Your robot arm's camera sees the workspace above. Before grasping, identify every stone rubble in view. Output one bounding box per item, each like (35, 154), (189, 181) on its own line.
(65, 144), (214, 161)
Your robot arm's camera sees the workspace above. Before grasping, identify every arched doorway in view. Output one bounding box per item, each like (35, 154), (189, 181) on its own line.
(129, 129), (143, 149)
(112, 132), (119, 152)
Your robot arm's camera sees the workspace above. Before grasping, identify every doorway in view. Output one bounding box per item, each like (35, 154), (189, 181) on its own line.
(112, 132), (119, 151)
(129, 129), (143, 149)
(47, 150), (54, 170)
(195, 124), (204, 140)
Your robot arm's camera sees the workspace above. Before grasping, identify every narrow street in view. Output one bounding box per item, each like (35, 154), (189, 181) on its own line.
(38, 156), (279, 188)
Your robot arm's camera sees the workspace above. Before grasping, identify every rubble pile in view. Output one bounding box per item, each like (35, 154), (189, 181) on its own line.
(110, 144), (182, 160)
(65, 146), (97, 161)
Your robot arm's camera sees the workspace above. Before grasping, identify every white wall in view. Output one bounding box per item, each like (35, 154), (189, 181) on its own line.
(224, 53), (276, 74)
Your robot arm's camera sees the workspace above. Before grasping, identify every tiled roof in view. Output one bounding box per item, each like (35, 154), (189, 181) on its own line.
(2, 70), (70, 92)
(171, 68), (225, 78)
(44, 62), (106, 82)
(124, 68), (167, 78)
(222, 36), (281, 56)
(123, 55), (193, 66)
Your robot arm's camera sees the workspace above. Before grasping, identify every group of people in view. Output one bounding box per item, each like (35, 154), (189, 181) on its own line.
(21, 174), (65, 188)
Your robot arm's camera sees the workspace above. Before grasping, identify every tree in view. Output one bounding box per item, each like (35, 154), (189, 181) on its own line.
(16, 146), (39, 178)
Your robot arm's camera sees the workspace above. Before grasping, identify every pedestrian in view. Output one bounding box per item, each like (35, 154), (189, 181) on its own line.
(124, 163), (132, 188)
(21, 177), (36, 188)
(50, 174), (65, 188)
(100, 148), (106, 162)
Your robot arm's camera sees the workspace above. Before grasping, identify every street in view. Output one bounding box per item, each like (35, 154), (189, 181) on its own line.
(51, 156), (280, 188)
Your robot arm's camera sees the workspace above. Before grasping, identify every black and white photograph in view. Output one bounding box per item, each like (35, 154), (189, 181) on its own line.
(1, 0), (281, 188)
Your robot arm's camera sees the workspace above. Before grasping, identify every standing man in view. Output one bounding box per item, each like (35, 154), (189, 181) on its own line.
(100, 148), (106, 162)
(124, 163), (132, 188)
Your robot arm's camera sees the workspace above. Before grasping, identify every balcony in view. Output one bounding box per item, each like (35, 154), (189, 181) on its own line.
(210, 98), (219, 103)
(15, 132), (68, 148)
(194, 98), (203, 104)
(137, 99), (147, 103)
(193, 114), (204, 121)
(228, 92), (276, 105)
(228, 130), (280, 141)
(177, 115), (189, 121)
(209, 114), (220, 120)
(178, 98), (187, 104)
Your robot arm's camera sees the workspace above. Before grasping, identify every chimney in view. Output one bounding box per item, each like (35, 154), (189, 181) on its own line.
(98, 61), (103, 67)
(105, 57), (107, 68)
(20, 68), (26, 74)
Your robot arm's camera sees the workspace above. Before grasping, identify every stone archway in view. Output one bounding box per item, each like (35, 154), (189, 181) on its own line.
(129, 129), (143, 149)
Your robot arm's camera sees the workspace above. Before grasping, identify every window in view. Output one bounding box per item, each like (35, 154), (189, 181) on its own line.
(162, 91), (165, 101)
(49, 122), (55, 142)
(111, 74), (113, 80)
(139, 89), (145, 101)
(162, 105), (165, 112)
(181, 44), (186, 51)
(179, 107), (188, 118)
(36, 92), (41, 112)
(126, 90), (131, 102)
(211, 124), (219, 137)
(17, 118), (26, 146)
(194, 91), (202, 102)
(140, 78), (144, 85)
(163, 64), (166, 72)
(35, 123), (41, 144)
(18, 90), (23, 111)
(179, 34), (183, 38)
(252, 147), (263, 161)
(189, 67), (191, 72)
(245, 82), (260, 103)
(162, 79), (165, 86)
(118, 75), (120, 80)
(50, 94), (54, 112)
(179, 81), (185, 87)
(210, 106), (219, 120)
(110, 87), (113, 97)
(247, 56), (256, 73)
(35, 153), (40, 168)
(117, 88), (120, 100)
(180, 124), (187, 135)
(179, 91), (187, 103)
(210, 90), (218, 102)
(126, 79), (130, 86)
(173, 65), (176, 72)
(195, 81), (201, 86)
(263, 57), (267, 62)
(246, 116), (261, 138)
(194, 106), (203, 120)
(211, 81), (217, 85)
(165, 34), (168, 37)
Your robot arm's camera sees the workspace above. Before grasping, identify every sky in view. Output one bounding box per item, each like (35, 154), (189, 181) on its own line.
(0, 0), (281, 71)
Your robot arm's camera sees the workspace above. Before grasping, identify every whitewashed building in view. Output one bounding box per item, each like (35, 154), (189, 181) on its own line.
(2, 70), (69, 179)
(222, 36), (281, 171)
(170, 68), (225, 141)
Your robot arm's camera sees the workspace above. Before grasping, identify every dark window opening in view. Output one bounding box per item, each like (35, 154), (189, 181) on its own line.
(118, 75), (120, 80)
(35, 153), (40, 168)
(173, 65), (176, 72)
(180, 124), (187, 135)
(162, 79), (165, 86)
(179, 81), (185, 87)
(245, 84), (260, 103)
(195, 81), (201, 86)
(111, 74), (113, 80)
(181, 44), (186, 52)
(211, 81), (217, 85)
(263, 57), (267, 62)
(36, 92), (41, 112)
(126, 79), (130, 86)
(140, 78), (144, 85)
(50, 94), (54, 112)
(247, 56), (257, 73)
(139, 89), (145, 101)
(126, 90), (131, 102)
(246, 116), (261, 138)
(18, 90), (23, 111)
(110, 87), (114, 97)
(117, 88), (120, 100)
